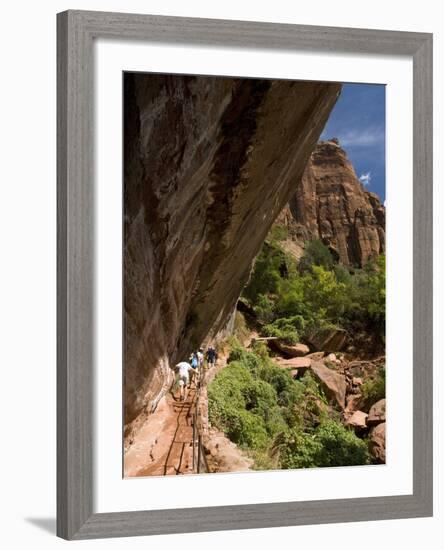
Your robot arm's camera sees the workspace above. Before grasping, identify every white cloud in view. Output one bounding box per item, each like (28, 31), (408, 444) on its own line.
(359, 172), (372, 186)
(338, 127), (385, 148)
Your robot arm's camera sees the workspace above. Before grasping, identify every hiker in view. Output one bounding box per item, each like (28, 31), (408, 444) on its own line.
(197, 348), (204, 368)
(206, 345), (217, 368)
(189, 352), (199, 388)
(175, 361), (192, 401)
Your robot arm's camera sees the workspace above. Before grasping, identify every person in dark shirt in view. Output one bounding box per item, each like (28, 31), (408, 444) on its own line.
(206, 346), (217, 368)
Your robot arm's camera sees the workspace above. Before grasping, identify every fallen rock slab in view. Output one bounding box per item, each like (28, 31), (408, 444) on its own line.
(274, 357), (311, 368)
(269, 340), (310, 357)
(311, 361), (347, 409)
(273, 357), (312, 375)
(367, 399), (386, 426)
(305, 327), (348, 353)
(306, 351), (325, 361)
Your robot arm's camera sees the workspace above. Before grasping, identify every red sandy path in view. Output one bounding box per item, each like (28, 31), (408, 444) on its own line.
(124, 385), (198, 477)
(124, 356), (232, 478)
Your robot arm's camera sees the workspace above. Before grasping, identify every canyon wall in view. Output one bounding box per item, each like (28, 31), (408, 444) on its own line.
(276, 139), (385, 266)
(124, 73), (341, 438)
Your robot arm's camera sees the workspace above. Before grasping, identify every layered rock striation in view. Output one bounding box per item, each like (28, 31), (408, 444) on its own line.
(124, 73), (341, 438)
(276, 138), (385, 266)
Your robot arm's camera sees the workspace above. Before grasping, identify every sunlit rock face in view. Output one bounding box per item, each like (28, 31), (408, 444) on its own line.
(276, 139), (385, 266)
(123, 73), (341, 437)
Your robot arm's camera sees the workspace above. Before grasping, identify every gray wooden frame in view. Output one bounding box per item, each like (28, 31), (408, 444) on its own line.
(57, 9), (433, 540)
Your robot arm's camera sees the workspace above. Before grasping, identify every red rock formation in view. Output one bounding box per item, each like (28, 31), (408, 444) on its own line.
(276, 139), (385, 266)
(123, 73), (341, 440)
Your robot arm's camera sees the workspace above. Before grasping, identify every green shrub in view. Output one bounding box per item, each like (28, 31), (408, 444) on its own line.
(209, 340), (372, 470)
(269, 225), (289, 243)
(233, 311), (249, 342)
(263, 317), (299, 344)
(225, 409), (269, 449)
(208, 350), (286, 449)
(278, 429), (322, 469)
(254, 294), (275, 323)
(279, 420), (371, 469)
(361, 365), (386, 407)
(242, 236), (386, 343)
(242, 242), (286, 305)
(298, 239), (335, 273)
(313, 420), (371, 466)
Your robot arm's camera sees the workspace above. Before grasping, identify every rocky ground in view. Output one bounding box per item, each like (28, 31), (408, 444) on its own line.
(261, 332), (386, 463)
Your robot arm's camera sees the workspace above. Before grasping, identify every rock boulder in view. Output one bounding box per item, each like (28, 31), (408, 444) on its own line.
(269, 340), (310, 357)
(311, 361), (347, 409)
(274, 357), (312, 375)
(304, 327), (348, 353)
(367, 399), (386, 426)
(345, 410), (368, 430)
(345, 393), (362, 414)
(369, 422), (386, 463)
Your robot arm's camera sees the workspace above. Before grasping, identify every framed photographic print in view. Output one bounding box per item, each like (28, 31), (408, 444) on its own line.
(57, 10), (433, 540)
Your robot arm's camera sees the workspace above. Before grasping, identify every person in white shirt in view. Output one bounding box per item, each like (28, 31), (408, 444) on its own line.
(175, 361), (192, 401)
(197, 349), (204, 368)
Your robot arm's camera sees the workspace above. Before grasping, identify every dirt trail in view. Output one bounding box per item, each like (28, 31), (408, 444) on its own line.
(124, 350), (250, 477)
(124, 386), (198, 477)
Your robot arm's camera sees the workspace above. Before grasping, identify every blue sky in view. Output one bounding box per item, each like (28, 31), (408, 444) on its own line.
(320, 83), (386, 203)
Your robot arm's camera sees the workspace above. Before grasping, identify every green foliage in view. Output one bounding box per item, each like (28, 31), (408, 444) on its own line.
(313, 421), (371, 466)
(233, 311), (249, 342)
(298, 239), (335, 273)
(214, 231), (385, 471)
(207, 360), (268, 449)
(263, 316), (300, 344)
(209, 342), (370, 469)
(279, 421), (371, 469)
(254, 294), (275, 323)
(289, 371), (331, 428)
(361, 365), (386, 407)
(227, 338), (262, 370)
(277, 430), (321, 469)
(268, 224), (289, 243)
(242, 242), (286, 307)
(242, 236), (386, 341)
(209, 347), (288, 449)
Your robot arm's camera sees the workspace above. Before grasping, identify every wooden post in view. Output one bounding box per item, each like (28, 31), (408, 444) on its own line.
(192, 413), (196, 472)
(197, 435), (202, 473)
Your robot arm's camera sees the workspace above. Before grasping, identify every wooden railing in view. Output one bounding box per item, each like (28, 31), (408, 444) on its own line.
(191, 376), (209, 474)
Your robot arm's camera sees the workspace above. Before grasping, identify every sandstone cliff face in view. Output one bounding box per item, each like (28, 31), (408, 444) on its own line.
(124, 74), (341, 437)
(276, 139), (385, 266)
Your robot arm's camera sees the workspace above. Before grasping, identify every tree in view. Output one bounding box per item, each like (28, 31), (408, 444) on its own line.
(298, 239), (335, 273)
